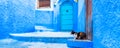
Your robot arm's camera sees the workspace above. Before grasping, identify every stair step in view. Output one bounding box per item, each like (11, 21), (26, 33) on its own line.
(9, 32), (74, 43)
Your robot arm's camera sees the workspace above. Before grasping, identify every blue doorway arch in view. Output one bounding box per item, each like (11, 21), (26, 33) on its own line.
(53, 0), (78, 32)
(60, 2), (73, 31)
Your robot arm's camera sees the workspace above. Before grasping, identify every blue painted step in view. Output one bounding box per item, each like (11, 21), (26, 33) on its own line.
(67, 39), (93, 48)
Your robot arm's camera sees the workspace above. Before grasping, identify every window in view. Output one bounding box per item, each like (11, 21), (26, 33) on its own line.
(36, 0), (53, 11)
(37, 0), (50, 8)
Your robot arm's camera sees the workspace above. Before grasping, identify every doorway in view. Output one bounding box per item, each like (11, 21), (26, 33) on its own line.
(60, 3), (73, 31)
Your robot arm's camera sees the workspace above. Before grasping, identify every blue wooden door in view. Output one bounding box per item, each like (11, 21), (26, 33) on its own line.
(60, 3), (73, 31)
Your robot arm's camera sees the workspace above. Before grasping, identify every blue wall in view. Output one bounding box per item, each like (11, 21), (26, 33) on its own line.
(93, 0), (120, 48)
(0, 0), (120, 47)
(35, 10), (53, 29)
(0, 0), (35, 38)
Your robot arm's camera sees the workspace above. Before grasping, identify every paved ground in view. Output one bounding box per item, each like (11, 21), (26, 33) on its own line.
(0, 38), (68, 48)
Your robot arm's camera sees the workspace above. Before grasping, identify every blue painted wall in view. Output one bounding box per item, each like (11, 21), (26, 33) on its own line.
(35, 10), (53, 29)
(93, 0), (120, 48)
(0, 0), (35, 38)
(0, 0), (120, 47)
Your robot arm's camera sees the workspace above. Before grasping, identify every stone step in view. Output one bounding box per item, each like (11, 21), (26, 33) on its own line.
(9, 32), (74, 43)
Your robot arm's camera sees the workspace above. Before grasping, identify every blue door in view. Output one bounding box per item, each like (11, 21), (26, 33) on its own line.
(60, 3), (73, 31)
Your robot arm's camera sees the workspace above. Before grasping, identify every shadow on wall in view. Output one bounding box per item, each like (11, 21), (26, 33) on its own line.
(0, 32), (10, 39)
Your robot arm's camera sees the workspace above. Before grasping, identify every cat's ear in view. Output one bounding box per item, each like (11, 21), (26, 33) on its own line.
(71, 31), (75, 34)
(72, 30), (74, 32)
